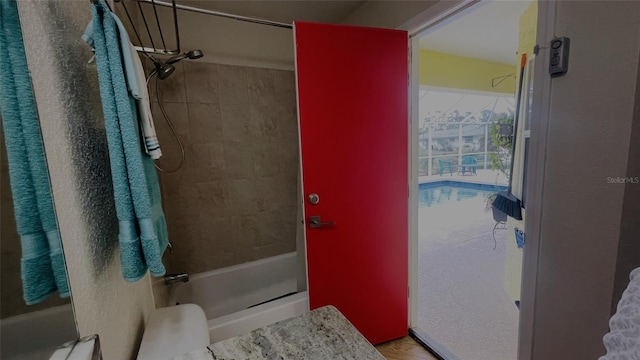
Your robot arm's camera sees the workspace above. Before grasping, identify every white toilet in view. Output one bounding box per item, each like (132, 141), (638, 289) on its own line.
(137, 304), (210, 360)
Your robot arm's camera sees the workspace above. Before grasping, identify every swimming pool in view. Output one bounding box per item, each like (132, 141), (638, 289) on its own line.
(418, 181), (507, 208)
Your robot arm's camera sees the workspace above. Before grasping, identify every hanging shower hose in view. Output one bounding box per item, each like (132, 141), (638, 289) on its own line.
(152, 76), (185, 173)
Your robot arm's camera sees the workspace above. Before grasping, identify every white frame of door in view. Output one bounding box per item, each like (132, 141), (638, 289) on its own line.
(517, 1), (556, 358)
(402, 1), (556, 358)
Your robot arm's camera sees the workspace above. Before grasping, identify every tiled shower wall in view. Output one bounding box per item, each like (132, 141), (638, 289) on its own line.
(151, 62), (299, 274)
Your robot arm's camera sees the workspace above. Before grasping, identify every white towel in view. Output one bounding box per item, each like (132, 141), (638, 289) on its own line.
(599, 267), (640, 360)
(128, 41), (162, 160)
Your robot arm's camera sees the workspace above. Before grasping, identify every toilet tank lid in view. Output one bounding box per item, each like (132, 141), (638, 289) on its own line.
(137, 304), (209, 360)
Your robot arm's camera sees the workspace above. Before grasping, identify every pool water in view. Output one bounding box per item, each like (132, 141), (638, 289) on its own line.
(418, 181), (507, 208)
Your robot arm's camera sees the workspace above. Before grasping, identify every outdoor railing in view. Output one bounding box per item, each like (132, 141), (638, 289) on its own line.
(418, 122), (509, 176)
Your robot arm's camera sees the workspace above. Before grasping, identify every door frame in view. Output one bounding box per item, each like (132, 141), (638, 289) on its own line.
(403, 1), (481, 340)
(517, 1), (556, 358)
(403, 1), (555, 359)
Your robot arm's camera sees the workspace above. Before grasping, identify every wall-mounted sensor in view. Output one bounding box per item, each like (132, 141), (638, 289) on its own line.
(549, 37), (570, 77)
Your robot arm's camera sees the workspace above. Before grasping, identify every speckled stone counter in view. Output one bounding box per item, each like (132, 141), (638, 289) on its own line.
(174, 305), (385, 360)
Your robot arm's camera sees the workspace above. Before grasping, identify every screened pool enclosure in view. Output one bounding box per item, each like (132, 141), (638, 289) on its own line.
(418, 88), (516, 176)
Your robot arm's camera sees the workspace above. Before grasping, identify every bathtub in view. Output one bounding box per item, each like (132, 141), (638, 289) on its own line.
(1, 304), (77, 360)
(171, 252), (309, 343)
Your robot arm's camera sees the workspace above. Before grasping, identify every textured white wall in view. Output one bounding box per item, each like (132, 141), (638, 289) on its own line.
(17, 1), (156, 359)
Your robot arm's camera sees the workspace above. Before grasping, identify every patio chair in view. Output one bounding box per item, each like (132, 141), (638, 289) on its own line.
(438, 159), (454, 176)
(459, 156), (478, 175)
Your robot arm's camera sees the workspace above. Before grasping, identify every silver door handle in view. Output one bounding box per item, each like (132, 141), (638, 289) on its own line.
(309, 216), (335, 228)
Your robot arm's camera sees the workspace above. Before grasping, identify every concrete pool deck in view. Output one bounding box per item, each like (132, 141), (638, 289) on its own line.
(416, 182), (519, 360)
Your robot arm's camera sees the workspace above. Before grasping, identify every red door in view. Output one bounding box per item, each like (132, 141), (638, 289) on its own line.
(294, 22), (408, 345)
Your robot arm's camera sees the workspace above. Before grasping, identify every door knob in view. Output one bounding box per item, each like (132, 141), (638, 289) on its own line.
(308, 193), (320, 205)
(308, 215), (335, 228)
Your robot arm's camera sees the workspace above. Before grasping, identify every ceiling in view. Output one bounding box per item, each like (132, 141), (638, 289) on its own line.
(177, 1), (367, 24)
(419, 0), (533, 65)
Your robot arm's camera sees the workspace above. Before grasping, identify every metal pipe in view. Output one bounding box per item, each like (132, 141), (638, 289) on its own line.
(121, 0), (145, 49)
(119, 0), (179, 55)
(136, 0), (293, 29)
(137, 0), (157, 49)
(150, 0), (167, 50)
(171, 0), (181, 54)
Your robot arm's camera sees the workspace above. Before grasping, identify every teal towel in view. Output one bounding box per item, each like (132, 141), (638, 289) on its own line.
(87, 0), (168, 281)
(0, 0), (69, 304)
(82, 15), (144, 100)
(83, 14), (163, 159)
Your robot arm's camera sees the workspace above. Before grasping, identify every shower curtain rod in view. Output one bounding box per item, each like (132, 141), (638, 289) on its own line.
(135, 0), (294, 29)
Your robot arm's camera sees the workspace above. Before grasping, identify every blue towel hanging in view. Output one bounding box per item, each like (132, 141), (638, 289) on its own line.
(0, 0), (69, 304)
(86, 0), (169, 281)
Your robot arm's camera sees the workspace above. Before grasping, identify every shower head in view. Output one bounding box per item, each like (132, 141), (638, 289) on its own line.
(166, 49), (204, 65)
(149, 55), (176, 80)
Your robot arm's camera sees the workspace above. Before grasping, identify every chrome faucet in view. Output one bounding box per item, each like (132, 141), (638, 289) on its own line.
(164, 273), (189, 285)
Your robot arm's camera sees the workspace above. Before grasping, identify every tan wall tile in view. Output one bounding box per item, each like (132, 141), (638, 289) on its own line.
(221, 105), (256, 143)
(185, 143), (226, 182)
(184, 62), (219, 104)
(217, 65), (248, 107)
(158, 63), (298, 274)
(247, 67), (276, 107)
(253, 141), (281, 178)
(250, 103), (279, 139)
(231, 214), (262, 249)
(150, 62), (187, 103)
(187, 102), (222, 144)
(223, 141), (257, 180)
(227, 179), (262, 215)
(199, 217), (233, 252)
(196, 181), (230, 219)
(274, 70), (296, 104)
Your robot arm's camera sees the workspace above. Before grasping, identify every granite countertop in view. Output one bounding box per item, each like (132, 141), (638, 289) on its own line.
(174, 305), (385, 360)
